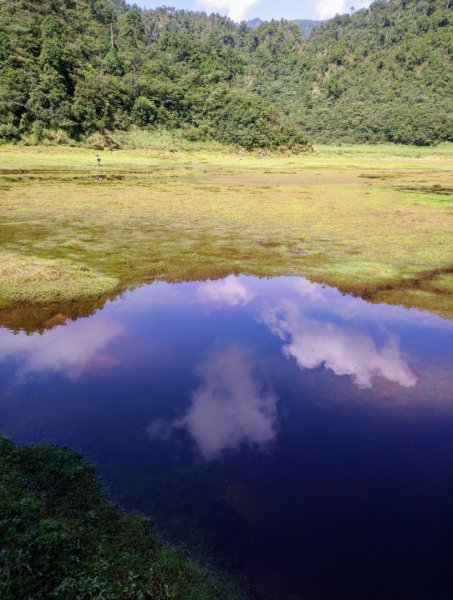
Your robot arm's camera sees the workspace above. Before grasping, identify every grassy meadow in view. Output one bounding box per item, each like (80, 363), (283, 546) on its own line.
(0, 141), (452, 328)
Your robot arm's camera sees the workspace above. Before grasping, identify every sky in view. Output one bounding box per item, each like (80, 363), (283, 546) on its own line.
(135, 1), (373, 22)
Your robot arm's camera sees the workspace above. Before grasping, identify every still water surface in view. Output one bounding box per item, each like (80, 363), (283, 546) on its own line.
(1, 276), (453, 599)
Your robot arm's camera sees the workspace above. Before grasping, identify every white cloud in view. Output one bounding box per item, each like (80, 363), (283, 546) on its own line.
(262, 302), (417, 389)
(313, 0), (371, 19)
(149, 345), (277, 460)
(0, 319), (123, 380)
(197, 275), (254, 307)
(197, 0), (262, 22)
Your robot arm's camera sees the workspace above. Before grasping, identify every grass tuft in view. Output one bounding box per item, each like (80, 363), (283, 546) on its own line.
(0, 252), (118, 307)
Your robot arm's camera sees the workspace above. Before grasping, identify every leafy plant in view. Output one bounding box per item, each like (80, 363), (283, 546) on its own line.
(0, 436), (232, 599)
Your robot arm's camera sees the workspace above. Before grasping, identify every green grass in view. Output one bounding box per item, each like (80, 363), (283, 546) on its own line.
(0, 436), (242, 600)
(314, 142), (453, 158)
(0, 252), (118, 308)
(0, 143), (452, 324)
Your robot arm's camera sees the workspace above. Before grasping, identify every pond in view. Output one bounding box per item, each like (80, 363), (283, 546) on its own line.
(1, 275), (453, 600)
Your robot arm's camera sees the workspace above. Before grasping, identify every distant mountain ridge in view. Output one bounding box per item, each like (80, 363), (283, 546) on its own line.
(247, 17), (324, 38)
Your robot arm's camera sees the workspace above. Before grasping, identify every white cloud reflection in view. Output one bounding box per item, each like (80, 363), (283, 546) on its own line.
(293, 278), (326, 303)
(197, 275), (254, 307)
(262, 303), (417, 389)
(149, 345), (277, 460)
(0, 319), (123, 380)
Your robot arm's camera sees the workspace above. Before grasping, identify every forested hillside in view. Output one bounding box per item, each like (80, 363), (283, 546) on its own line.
(0, 0), (451, 148)
(247, 18), (323, 38)
(297, 0), (453, 143)
(293, 19), (324, 37)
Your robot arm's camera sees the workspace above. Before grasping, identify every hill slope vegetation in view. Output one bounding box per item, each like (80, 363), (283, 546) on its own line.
(0, 0), (451, 147)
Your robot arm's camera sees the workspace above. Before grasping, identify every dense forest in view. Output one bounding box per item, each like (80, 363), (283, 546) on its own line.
(0, 0), (451, 148)
(247, 18), (324, 38)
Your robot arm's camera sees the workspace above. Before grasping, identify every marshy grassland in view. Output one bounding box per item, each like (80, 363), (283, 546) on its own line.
(1, 142), (452, 327)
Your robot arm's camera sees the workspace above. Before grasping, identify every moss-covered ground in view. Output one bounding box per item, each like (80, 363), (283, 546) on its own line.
(0, 143), (452, 323)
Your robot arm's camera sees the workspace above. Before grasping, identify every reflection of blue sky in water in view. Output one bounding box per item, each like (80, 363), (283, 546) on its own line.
(1, 275), (452, 600)
(0, 274), (449, 402)
(0, 274), (451, 459)
(145, 275), (445, 460)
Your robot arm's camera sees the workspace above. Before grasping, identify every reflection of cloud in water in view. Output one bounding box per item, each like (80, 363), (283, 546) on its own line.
(293, 278), (326, 303)
(262, 303), (417, 389)
(149, 345), (277, 460)
(0, 319), (123, 379)
(197, 276), (254, 307)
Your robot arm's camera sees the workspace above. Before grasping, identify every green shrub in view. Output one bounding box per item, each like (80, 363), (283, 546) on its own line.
(0, 436), (230, 600)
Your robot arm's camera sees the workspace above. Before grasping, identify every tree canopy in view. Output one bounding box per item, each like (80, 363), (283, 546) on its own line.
(0, 0), (451, 147)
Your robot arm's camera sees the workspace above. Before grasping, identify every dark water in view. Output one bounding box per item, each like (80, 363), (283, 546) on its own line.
(1, 276), (453, 600)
